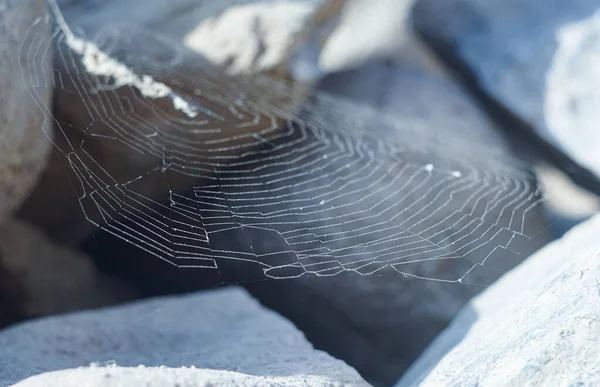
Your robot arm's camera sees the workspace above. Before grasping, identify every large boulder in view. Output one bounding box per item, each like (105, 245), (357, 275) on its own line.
(288, 0), (447, 81)
(413, 0), (600, 185)
(0, 287), (368, 387)
(0, 0), (53, 223)
(396, 213), (600, 386)
(0, 0), (134, 330)
(18, 0), (317, 243)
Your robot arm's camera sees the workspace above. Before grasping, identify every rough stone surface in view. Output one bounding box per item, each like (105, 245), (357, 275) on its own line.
(16, 366), (362, 387)
(396, 213), (600, 386)
(19, 1), (314, 243)
(413, 0), (600, 180)
(16, 4), (553, 387)
(183, 1), (321, 76)
(55, 0), (323, 77)
(0, 0), (53, 223)
(315, 61), (503, 141)
(0, 218), (136, 325)
(318, 0), (415, 72)
(289, 0), (448, 82)
(0, 287), (369, 387)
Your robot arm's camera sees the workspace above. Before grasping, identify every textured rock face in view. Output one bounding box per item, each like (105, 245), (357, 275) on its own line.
(289, 0), (448, 82)
(0, 287), (369, 387)
(544, 9), (600, 180)
(0, 0), (53, 223)
(12, 3), (553, 386)
(412, 0), (600, 181)
(396, 213), (600, 386)
(0, 218), (135, 325)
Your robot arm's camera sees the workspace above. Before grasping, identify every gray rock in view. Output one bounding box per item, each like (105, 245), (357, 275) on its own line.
(396, 213), (600, 386)
(317, 0), (415, 73)
(412, 0), (600, 181)
(0, 0), (53, 223)
(0, 219), (136, 322)
(0, 287), (369, 387)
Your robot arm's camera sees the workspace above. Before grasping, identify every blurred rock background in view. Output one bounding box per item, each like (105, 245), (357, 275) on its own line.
(1, 0), (600, 386)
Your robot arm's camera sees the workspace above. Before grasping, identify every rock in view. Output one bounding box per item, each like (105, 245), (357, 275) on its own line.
(314, 61), (499, 138)
(0, 218), (136, 326)
(536, 164), (600, 238)
(0, 0), (53, 223)
(18, 0), (314, 243)
(183, 1), (322, 76)
(396, 213), (600, 386)
(317, 0), (415, 72)
(0, 287), (369, 387)
(412, 0), (600, 184)
(545, 10), (600, 179)
(16, 366), (365, 387)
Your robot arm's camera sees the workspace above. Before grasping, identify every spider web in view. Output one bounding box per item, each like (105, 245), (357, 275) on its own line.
(18, 0), (548, 283)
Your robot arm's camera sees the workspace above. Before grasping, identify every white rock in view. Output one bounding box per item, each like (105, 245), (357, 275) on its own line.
(396, 213), (600, 386)
(184, 1), (322, 75)
(288, 0), (445, 82)
(57, 0), (323, 77)
(545, 8), (600, 179)
(0, 0), (53, 222)
(0, 287), (369, 387)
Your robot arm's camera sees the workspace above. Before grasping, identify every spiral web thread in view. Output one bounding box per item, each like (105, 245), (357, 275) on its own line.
(17, 0), (548, 283)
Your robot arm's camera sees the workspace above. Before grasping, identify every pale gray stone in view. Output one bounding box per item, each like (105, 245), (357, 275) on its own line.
(0, 219), (135, 318)
(55, 0), (323, 76)
(289, 0), (447, 82)
(396, 213), (600, 386)
(15, 366), (364, 387)
(0, 287), (369, 387)
(14, 4), (554, 387)
(413, 0), (600, 181)
(0, 0), (53, 222)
